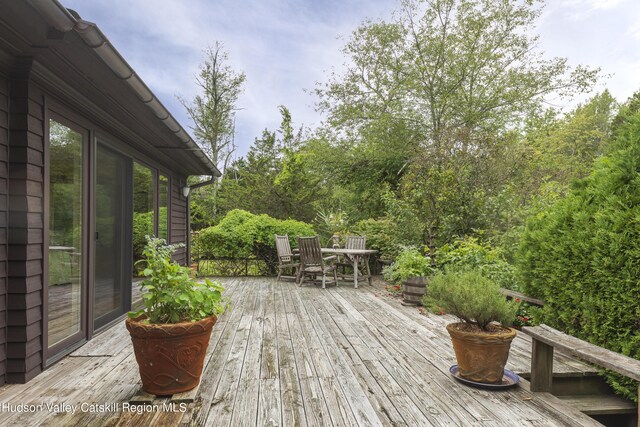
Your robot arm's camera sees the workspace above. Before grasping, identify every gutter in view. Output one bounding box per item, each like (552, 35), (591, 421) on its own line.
(27, 0), (221, 177)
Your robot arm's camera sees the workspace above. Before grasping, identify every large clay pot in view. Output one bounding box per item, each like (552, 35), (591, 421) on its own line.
(126, 315), (216, 395)
(446, 322), (516, 384)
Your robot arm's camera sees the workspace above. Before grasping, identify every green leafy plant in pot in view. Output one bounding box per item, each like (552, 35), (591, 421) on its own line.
(126, 237), (228, 395)
(424, 269), (518, 384)
(383, 247), (433, 304)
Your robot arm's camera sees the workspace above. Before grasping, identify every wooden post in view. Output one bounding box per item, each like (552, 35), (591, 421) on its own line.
(530, 339), (554, 392)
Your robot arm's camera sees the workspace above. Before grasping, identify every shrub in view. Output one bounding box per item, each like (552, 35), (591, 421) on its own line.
(424, 269), (518, 331)
(383, 247), (433, 285)
(518, 111), (640, 402)
(436, 237), (521, 291)
(197, 209), (315, 274)
(198, 209), (255, 259)
(353, 218), (401, 259)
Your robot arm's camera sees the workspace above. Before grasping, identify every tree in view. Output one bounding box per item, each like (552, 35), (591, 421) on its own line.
(316, 0), (599, 251)
(216, 106), (326, 222)
(180, 42), (246, 228)
(180, 42), (246, 170)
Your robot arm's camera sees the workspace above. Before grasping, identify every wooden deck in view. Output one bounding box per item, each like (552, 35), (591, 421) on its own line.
(0, 277), (604, 426)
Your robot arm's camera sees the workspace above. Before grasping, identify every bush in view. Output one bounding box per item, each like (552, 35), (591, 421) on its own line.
(383, 247), (433, 285)
(518, 111), (640, 402)
(197, 209), (315, 274)
(198, 209), (255, 259)
(424, 269), (518, 331)
(353, 218), (401, 259)
(436, 237), (521, 291)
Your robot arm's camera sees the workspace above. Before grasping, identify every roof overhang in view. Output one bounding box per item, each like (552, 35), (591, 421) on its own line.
(11, 0), (221, 177)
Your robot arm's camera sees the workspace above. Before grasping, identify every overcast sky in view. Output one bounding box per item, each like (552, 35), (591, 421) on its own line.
(61, 0), (640, 159)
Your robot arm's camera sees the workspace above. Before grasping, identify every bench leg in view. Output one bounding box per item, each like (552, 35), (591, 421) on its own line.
(530, 339), (554, 392)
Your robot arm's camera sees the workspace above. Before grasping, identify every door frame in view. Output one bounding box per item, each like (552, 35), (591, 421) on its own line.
(43, 109), (92, 364)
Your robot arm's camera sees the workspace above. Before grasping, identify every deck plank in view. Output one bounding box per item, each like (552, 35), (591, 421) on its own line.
(0, 277), (611, 427)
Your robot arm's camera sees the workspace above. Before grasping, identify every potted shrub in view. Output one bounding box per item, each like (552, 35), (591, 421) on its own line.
(126, 237), (228, 395)
(383, 247), (433, 304)
(424, 269), (518, 384)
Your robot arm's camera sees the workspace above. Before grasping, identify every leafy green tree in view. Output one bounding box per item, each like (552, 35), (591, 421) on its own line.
(316, 0), (599, 250)
(180, 42), (245, 168)
(217, 107), (326, 222)
(180, 42), (246, 227)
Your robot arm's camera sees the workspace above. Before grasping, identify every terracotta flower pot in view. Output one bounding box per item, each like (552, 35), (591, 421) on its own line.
(126, 315), (217, 395)
(446, 322), (516, 384)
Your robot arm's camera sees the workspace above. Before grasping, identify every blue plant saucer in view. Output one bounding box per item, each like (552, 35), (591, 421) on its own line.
(449, 365), (520, 389)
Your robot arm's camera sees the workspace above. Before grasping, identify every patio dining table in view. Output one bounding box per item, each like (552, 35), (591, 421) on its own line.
(321, 248), (377, 288)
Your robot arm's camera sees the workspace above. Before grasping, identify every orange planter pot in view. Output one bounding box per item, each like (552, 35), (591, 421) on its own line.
(126, 315), (217, 395)
(446, 322), (516, 384)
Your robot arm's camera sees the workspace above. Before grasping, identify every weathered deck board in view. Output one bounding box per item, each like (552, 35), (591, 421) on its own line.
(0, 277), (607, 426)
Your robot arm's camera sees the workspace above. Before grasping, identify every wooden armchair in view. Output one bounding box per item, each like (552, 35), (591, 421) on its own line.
(275, 234), (299, 281)
(297, 236), (338, 288)
(337, 235), (367, 277)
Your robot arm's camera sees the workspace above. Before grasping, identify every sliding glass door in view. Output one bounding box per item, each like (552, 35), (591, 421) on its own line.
(94, 143), (131, 329)
(46, 115), (168, 360)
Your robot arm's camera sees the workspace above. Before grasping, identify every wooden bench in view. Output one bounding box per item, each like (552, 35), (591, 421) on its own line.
(522, 324), (639, 423)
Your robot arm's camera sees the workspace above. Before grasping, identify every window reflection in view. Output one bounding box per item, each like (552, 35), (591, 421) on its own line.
(48, 119), (83, 348)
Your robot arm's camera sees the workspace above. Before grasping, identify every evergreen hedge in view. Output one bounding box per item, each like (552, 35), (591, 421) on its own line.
(518, 111), (640, 402)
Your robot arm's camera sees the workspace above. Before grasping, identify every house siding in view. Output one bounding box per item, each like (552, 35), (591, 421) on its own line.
(0, 2), (211, 385)
(171, 178), (188, 264)
(0, 72), (9, 386)
(7, 60), (45, 383)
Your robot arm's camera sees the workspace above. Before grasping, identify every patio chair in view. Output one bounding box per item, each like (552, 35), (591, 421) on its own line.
(275, 234), (299, 281)
(337, 235), (367, 277)
(297, 236), (338, 288)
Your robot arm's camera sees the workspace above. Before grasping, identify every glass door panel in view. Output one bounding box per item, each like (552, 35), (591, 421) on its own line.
(132, 162), (155, 304)
(47, 119), (85, 349)
(132, 162), (154, 269)
(94, 144), (130, 329)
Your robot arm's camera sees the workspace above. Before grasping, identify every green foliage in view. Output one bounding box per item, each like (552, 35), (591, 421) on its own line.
(129, 237), (228, 324)
(424, 269), (518, 331)
(197, 209), (315, 273)
(313, 0), (598, 249)
(180, 42), (245, 167)
(352, 218), (401, 259)
(216, 107), (326, 223)
(383, 247), (433, 285)
(132, 207), (168, 271)
(518, 111), (640, 401)
(512, 302), (542, 329)
(436, 237), (521, 291)
(198, 209), (256, 259)
(314, 208), (350, 245)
